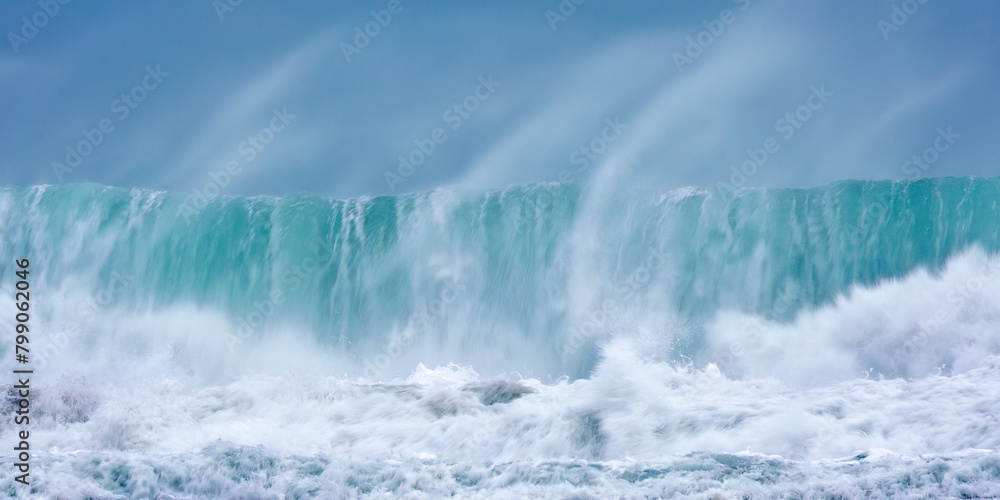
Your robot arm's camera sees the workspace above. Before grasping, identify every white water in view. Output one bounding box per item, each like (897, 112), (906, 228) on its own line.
(3, 246), (1000, 498)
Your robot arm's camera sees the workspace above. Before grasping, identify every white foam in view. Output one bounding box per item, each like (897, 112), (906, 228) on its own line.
(705, 246), (1000, 387)
(4, 244), (1000, 496)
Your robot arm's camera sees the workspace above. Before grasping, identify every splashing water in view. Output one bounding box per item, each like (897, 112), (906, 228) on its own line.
(2, 177), (1000, 498)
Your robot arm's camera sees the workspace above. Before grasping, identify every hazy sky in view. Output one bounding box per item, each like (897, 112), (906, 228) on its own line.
(2, 1), (997, 199)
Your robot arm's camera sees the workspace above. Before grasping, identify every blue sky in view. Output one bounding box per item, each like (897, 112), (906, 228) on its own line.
(1, 0), (998, 199)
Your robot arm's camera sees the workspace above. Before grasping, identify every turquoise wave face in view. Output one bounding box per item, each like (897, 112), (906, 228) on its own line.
(662, 176), (1000, 319)
(2, 177), (998, 376)
(5, 178), (1000, 500)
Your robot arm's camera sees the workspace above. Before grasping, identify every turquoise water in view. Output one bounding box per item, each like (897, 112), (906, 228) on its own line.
(2, 178), (1000, 498)
(3, 177), (999, 375)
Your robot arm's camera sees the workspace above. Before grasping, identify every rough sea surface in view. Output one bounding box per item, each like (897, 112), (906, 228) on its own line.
(2, 178), (999, 498)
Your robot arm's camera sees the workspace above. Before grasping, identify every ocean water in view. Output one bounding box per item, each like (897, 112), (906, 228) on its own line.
(2, 177), (1000, 499)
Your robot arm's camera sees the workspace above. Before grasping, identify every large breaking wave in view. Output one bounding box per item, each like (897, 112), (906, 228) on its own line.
(2, 177), (1000, 498)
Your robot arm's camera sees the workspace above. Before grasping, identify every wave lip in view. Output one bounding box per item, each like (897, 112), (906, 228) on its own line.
(3, 177), (1000, 378)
